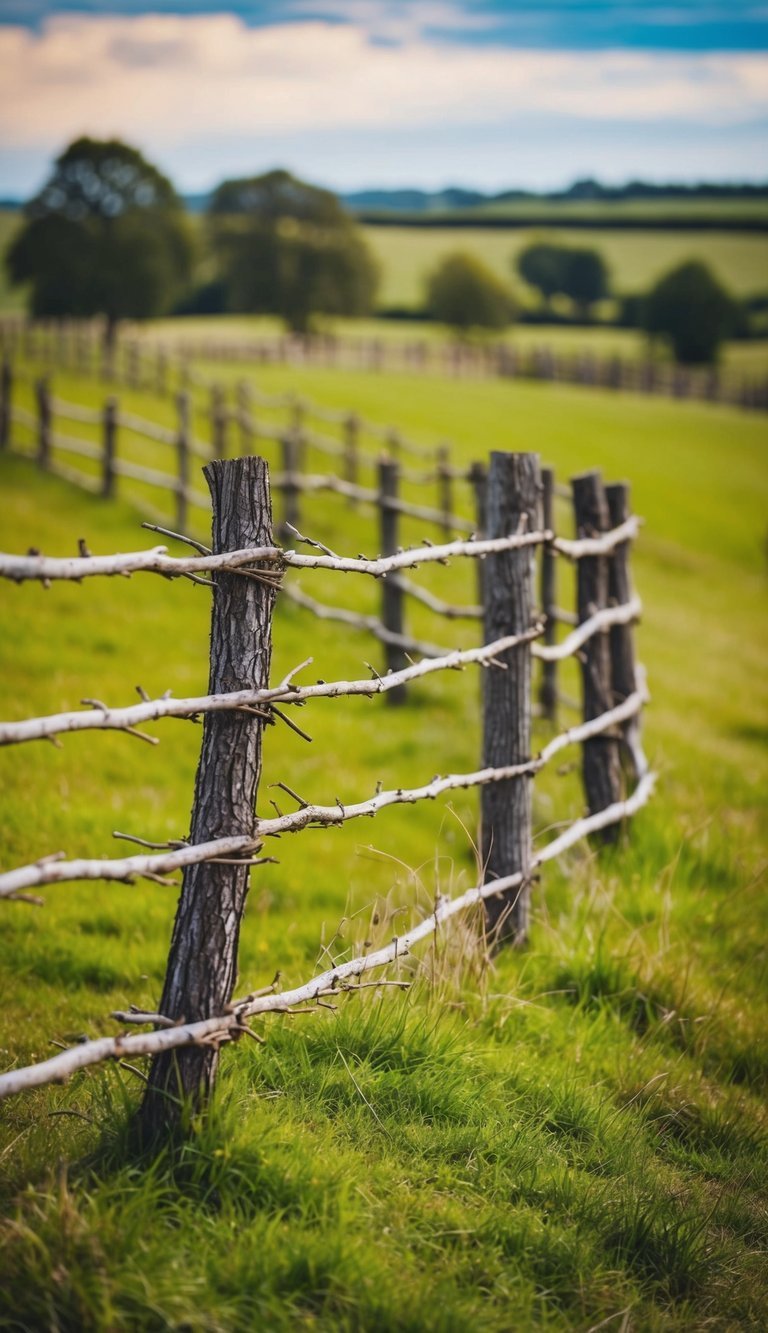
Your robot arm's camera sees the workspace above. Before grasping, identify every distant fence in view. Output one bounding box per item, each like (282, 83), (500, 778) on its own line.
(2, 316), (767, 413)
(1, 355), (595, 722)
(0, 449), (653, 1130)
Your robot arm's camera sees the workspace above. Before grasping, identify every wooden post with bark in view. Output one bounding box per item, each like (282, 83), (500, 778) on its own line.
(436, 444), (453, 537)
(101, 397), (118, 500)
(35, 378), (51, 471)
(211, 384), (227, 460)
(379, 457), (407, 704)
(605, 482), (645, 784)
(175, 391), (190, 535)
(138, 456), (277, 1139)
(468, 460), (487, 609)
(572, 471), (622, 836)
(344, 413), (359, 502)
(0, 355), (11, 450)
(538, 466), (557, 722)
(279, 432), (301, 540)
(480, 451), (539, 944)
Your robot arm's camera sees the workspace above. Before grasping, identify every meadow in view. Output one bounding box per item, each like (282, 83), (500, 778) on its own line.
(0, 352), (767, 1329)
(361, 224), (768, 310)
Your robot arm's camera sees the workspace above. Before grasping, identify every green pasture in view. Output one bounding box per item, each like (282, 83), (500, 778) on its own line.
(1, 356), (767, 1329)
(362, 224), (768, 309)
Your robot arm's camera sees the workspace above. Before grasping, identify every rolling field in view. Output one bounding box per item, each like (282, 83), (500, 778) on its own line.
(1, 360), (767, 1329)
(362, 224), (768, 309)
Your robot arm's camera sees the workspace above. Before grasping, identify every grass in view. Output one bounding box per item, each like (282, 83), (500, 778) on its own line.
(361, 223), (768, 308)
(1, 351), (767, 1329)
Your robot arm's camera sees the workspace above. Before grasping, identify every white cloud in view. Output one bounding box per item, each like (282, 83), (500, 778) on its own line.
(1, 12), (766, 158)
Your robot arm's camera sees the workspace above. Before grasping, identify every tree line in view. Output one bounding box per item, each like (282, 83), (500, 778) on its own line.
(5, 137), (751, 365)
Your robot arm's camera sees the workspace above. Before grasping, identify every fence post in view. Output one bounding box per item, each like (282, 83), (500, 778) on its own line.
(35, 378), (51, 471)
(538, 466), (557, 722)
(572, 471), (622, 836)
(0, 355), (11, 450)
(138, 456), (277, 1138)
(379, 458), (407, 704)
(436, 444), (453, 537)
(481, 452), (539, 945)
(468, 460), (487, 609)
(211, 384), (227, 460)
(344, 412), (359, 502)
(605, 482), (646, 784)
(175, 391), (190, 534)
(279, 431), (301, 540)
(101, 397), (118, 499)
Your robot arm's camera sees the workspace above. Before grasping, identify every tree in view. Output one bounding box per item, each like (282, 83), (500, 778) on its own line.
(426, 252), (513, 334)
(643, 260), (738, 364)
(559, 247), (610, 319)
(209, 169), (379, 333)
(516, 242), (566, 308)
(6, 138), (193, 347)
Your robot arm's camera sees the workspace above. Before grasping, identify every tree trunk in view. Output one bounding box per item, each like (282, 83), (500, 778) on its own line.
(137, 456), (276, 1141)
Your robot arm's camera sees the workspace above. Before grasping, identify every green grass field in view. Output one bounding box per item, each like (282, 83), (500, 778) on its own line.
(1, 356), (767, 1329)
(362, 224), (768, 310)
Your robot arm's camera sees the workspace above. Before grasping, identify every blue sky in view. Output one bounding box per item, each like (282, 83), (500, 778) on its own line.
(1, 2), (766, 196)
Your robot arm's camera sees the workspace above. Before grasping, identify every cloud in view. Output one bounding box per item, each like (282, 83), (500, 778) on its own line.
(1, 10), (767, 161)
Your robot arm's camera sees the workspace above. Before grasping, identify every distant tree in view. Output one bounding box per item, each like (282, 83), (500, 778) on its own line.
(209, 169), (379, 333)
(6, 138), (193, 347)
(426, 252), (514, 334)
(516, 242), (566, 308)
(643, 260), (738, 364)
(559, 247), (610, 319)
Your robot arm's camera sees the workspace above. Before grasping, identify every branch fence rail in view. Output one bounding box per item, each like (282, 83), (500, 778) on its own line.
(0, 442), (652, 1124)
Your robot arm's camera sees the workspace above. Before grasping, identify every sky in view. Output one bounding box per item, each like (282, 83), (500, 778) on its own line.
(1, 1), (767, 197)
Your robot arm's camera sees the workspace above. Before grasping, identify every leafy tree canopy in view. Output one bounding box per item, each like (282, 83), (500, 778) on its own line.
(426, 251), (514, 333)
(209, 169), (379, 332)
(6, 138), (194, 340)
(643, 259), (738, 364)
(515, 241), (610, 316)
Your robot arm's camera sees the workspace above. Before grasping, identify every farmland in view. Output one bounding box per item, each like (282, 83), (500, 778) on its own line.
(1, 353), (767, 1328)
(361, 223), (768, 309)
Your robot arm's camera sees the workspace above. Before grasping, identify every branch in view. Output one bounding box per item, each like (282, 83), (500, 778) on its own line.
(0, 686), (646, 896)
(0, 772), (655, 1100)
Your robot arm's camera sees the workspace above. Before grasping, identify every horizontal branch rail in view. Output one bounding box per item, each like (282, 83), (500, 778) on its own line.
(281, 584), (448, 658)
(0, 517), (640, 584)
(0, 628), (545, 747)
(0, 771), (655, 1098)
(0, 687), (647, 898)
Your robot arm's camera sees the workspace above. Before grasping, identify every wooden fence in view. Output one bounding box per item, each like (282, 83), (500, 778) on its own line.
(2, 315), (766, 413)
(0, 449), (653, 1127)
(1, 355), (599, 721)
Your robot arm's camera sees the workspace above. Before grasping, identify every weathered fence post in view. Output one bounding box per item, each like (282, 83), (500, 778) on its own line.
(279, 431), (302, 540)
(468, 460), (487, 609)
(35, 378), (51, 471)
(0, 355), (11, 450)
(605, 482), (645, 784)
(379, 457), (407, 704)
(175, 391), (190, 534)
(211, 384), (227, 460)
(538, 466), (557, 723)
(101, 397), (118, 499)
(436, 444), (453, 537)
(572, 471), (622, 836)
(344, 412), (359, 501)
(138, 456), (277, 1138)
(481, 452), (539, 945)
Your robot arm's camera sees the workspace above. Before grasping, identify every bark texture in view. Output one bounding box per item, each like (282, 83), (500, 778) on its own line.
(139, 456), (276, 1138)
(481, 451), (539, 944)
(572, 471), (622, 835)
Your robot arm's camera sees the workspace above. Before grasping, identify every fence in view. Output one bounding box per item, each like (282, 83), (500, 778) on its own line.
(2, 315), (766, 413)
(0, 449), (653, 1128)
(0, 355), (605, 722)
